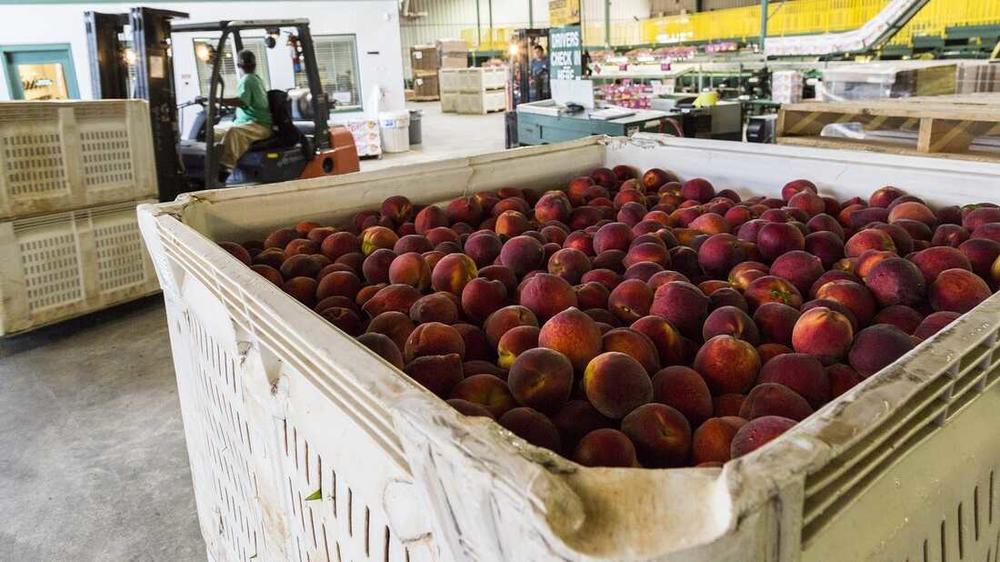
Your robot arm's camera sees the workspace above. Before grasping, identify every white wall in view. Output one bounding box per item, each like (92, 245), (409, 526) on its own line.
(0, 1), (405, 114)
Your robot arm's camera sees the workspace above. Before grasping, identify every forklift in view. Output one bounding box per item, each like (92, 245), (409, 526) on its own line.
(85, 8), (359, 199)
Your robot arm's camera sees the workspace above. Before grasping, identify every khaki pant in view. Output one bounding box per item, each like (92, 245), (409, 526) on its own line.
(214, 122), (272, 168)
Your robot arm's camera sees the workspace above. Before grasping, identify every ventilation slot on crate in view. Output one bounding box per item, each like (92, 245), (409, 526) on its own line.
(19, 232), (83, 312)
(2, 133), (68, 197)
(94, 217), (147, 293)
(81, 129), (134, 189)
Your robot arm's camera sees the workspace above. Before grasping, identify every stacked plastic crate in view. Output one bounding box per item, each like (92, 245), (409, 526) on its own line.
(438, 66), (507, 115)
(0, 100), (159, 335)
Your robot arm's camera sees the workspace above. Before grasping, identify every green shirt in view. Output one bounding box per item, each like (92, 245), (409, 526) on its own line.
(234, 73), (272, 126)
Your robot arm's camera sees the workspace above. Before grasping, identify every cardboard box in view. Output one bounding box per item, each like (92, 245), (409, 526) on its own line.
(440, 53), (469, 69)
(437, 39), (468, 54)
(413, 72), (440, 98)
(410, 46), (439, 72)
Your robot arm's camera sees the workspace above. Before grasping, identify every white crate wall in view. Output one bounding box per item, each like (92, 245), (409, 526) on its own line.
(140, 136), (1000, 562)
(440, 93), (459, 113)
(439, 67), (507, 115)
(456, 91), (505, 115)
(0, 101), (156, 219)
(0, 199), (159, 335)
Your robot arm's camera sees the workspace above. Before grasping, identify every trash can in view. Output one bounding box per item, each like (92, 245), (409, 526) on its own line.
(378, 110), (410, 153)
(408, 109), (423, 146)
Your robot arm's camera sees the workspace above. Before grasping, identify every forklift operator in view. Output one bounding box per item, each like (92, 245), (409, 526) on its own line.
(215, 50), (273, 169)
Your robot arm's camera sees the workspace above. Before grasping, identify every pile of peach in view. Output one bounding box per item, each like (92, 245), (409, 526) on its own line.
(218, 167), (999, 468)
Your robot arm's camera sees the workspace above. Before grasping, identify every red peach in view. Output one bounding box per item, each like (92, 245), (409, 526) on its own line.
(602, 328), (661, 374)
(814, 280), (877, 326)
(621, 403), (692, 468)
(693, 335), (761, 394)
(752, 302), (801, 346)
(745, 275), (803, 309)
(650, 281), (709, 338)
(404, 353), (464, 398)
(651, 366), (713, 427)
(848, 324), (916, 377)
(692, 416), (747, 464)
(730, 415), (796, 458)
(913, 311), (961, 340)
(929, 268), (991, 313)
(739, 383), (813, 421)
(631, 315), (686, 367)
(573, 428), (637, 467)
(770, 250), (824, 297)
(791, 307), (854, 365)
(756, 222), (805, 262)
(582, 352), (653, 419)
(703, 305), (760, 344)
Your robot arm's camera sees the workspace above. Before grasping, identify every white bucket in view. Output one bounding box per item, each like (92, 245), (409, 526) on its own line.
(378, 110), (411, 153)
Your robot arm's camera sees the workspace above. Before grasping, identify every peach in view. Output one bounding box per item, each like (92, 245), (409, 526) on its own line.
(450, 374), (517, 418)
(962, 206), (1000, 230)
(692, 416), (747, 465)
(590, 167), (617, 188)
(444, 196), (483, 225)
(387, 252), (431, 290)
(496, 325), (540, 369)
(872, 304), (923, 334)
(710, 288), (749, 312)
(827, 363), (864, 398)
(781, 179), (817, 202)
(755, 221), (806, 262)
(788, 191), (825, 217)
(602, 328), (660, 374)
(730, 415), (797, 458)
(889, 201), (937, 227)
(409, 292), (459, 324)
(499, 235), (545, 276)
(365, 311), (415, 350)
(567, 176), (595, 205)
(282, 276), (318, 306)
(807, 213), (845, 239)
(668, 246), (702, 280)
(552, 401), (613, 452)
(631, 315), (686, 367)
(447, 398), (494, 418)
(648, 270), (691, 291)
(693, 335), (761, 394)
(744, 275), (803, 309)
(854, 249), (895, 281)
(356, 332), (404, 370)
(568, 207), (602, 231)
(848, 207), (890, 230)
(538, 307), (603, 373)
(791, 307), (854, 365)
(362, 248), (396, 284)
(593, 222), (634, 253)
(910, 246), (973, 284)
(696, 233), (746, 277)
(932, 224), (971, 247)
(422, 250), (446, 272)
(574, 281), (609, 310)
(252, 247), (285, 269)
(739, 383), (813, 421)
(845, 228), (896, 258)
(362, 284), (422, 318)
(460, 277), (507, 323)
(937, 205), (963, 226)
(959, 238), (1000, 280)
(930, 268), (991, 313)
(623, 242), (671, 269)
(728, 261), (769, 290)
(394, 234), (433, 255)
(871, 222), (914, 255)
(533, 191), (572, 224)
(316, 270), (363, 302)
(423, 226), (458, 248)
(848, 324), (916, 377)
(869, 186), (906, 208)
(430, 253), (477, 296)
(757, 343), (792, 364)
(681, 178), (715, 203)
(582, 352), (653, 419)
(701, 305), (758, 344)
(355, 283), (386, 308)
(861, 257), (926, 307)
(494, 210), (531, 238)
(518, 273), (578, 320)
(617, 201), (647, 227)
(613, 165), (637, 181)
(404, 353), (464, 398)
(404, 322), (465, 363)
(752, 302), (800, 346)
(319, 306), (362, 336)
(360, 226), (398, 256)
(381, 195), (414, 224)
(913, 311), (960, 340)
(713, 394), (745, 417)
(643, 168), (676, 191)
(650, 281), (709, 338)
(413, 206), (447, 234)
(483, 305), (539, 348)
(264, 227), (300, 249)
(651, 366), (713, 427)
(563, 231), (595, 255)
(699, 280), (731, 295)
(770, 250), (824, 297)
(895, 218), (934, 242)
(810, 270), (859, 297)
(450, 324), (490, 363)
(283, 238), (318, 260)
(492, 197), (530, 217)
(463, 359), (507, 379)
(499, 407), (562, 453)
(548, 248), (592, 284)
(251, 264), (283, 285)
(592, 250), (626, 272)
(478, 264), (517, 294)
(607, 279), (653, 324)
(757, 352), (827, 409)
(814, 280), (877, 326)
(280, 254), (326, 279)
(689, 212), (730, 234)
(621, 403), (692, 468)
(574, 428), (637, 467)
(507, 347), (574, 413)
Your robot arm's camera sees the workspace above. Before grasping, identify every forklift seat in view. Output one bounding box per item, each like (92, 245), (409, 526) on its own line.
(248, 89), (303, 152)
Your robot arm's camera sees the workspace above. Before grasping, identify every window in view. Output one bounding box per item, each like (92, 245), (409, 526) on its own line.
(193, 38), (270, 97)
(1, 44), (80, 100)
(296, 35), (361, 111)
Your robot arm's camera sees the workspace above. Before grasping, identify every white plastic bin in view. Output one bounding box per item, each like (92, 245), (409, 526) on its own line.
(379, 111), (411, 153)
(0, 100), (156, 219)
(1, 199), (159, 335)
(139, 135), (1000, 562)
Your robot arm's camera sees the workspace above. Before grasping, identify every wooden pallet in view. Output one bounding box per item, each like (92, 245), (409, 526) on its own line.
(411, 95), (440, 101)
(776, 93), (1000, 162)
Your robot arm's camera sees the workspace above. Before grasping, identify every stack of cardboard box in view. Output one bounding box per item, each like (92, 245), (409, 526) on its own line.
(411, 45), (441, 100)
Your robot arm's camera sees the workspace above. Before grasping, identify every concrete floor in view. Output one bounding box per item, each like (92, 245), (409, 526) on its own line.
(0, 104), (502, 561)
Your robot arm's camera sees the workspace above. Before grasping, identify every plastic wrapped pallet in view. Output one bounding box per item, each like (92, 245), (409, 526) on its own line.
(140, 135), (1000, 562)
(771, 70), (803, 104)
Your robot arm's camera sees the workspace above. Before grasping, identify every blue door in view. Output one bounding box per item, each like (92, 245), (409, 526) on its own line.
(2, 44), (80, 100)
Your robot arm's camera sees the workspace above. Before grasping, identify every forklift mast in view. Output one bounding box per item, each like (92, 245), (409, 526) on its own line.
(85, 7), (189, 201)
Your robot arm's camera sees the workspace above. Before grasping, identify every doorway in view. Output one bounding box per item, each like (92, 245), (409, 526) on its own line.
(2, 44), (80, 100)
